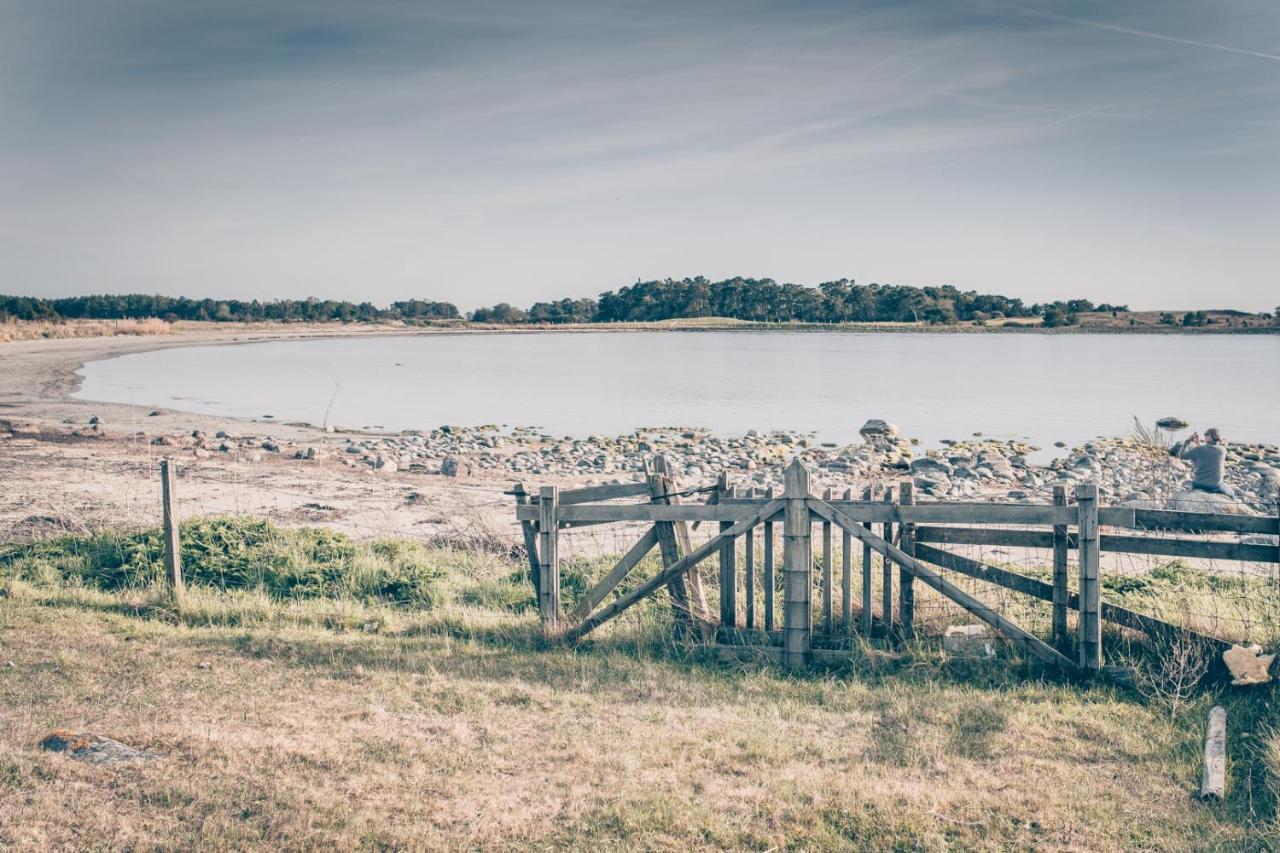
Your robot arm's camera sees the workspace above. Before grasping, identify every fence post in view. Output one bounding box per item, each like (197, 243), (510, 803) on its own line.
(160, 459), (184, 604)
(841, 487), (853, 632)
(898, 481), (914, 640)
(782, 459), (812, 668)
(881, 486), (896, 634)
(538, 485), (560, 625)
(718, 475), (737, 629)
(822, 487), (833, 634)
(511, 482), (541, 598)
(1076, 482), (1101, 670)
(860, 486), (873, 636)
(1052, 485), (1070, 651)
(763, 486), (776, 633)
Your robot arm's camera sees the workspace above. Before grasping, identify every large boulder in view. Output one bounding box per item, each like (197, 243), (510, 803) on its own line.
(1167, 489), (1256, 515)
(441, 455), (473, 477)
(910, 457), (953, 476)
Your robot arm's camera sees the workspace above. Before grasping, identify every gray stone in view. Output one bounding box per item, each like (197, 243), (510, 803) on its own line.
(859, 419), (900, 439)
(440, 455), (473, 477)
(40, 730), (159, 765)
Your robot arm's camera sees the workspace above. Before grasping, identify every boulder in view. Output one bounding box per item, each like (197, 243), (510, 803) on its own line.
(859, 419), (899, 440)
(1167, 489), (1256, 515)
(40, 730), (159, 764)
(910, 457), (953, 476)
(440, 455), (473, 477)
(373, 455), (398, 474)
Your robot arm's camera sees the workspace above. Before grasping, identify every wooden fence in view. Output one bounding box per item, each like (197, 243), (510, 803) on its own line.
(513, 457), (1280, 673)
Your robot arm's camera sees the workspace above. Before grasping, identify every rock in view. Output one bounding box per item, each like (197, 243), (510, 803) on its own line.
(148, 410), (165, 417)
(910, 457), (953, 476)
(373, 456), (398, 474)
(1155, 417), (1190, 430)
(440, 455), (473, 477)
(943, 624), (995, 658)
(1222, 644), (1274, 686)
(88, 416), (100, 425)
(859, 419), (899, 439)
(261, 441), (280, 452)
(1168, 490), (1256, 515)
(40, 730), (159, 764)
(192, 448), (211, 459)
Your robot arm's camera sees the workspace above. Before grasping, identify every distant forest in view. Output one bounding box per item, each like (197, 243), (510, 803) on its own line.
(0, 278), (1130, 327)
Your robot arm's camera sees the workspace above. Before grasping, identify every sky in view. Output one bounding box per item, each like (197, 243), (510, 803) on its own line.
(1, 1), (1277, 312)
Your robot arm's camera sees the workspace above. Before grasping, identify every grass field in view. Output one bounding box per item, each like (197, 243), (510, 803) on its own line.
(1, 519), (1277, 850)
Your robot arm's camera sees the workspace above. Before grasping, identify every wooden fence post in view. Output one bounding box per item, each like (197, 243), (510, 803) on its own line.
(1052, 485), (1070, 651)
(744, 505), (756, 630)
(860, 486), (873, 636)
(763, 487), (776, 632)
(881, 486), (895, 634)
(538, 485), (560, 625)
(718, 475), (736, 629)
(841, 487), (853, 632)
(160, 459), (184, 604)
(1076, 482), (1101, 670)
(822, 487), (833, 634)
(898, 481), (914, 640)
(782, 459), (812, 668)
(511, 483), (541, 598)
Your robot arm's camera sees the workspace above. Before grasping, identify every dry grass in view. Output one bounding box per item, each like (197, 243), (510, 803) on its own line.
(1, 544), (1277, 850)
(0, 318), (173, 343)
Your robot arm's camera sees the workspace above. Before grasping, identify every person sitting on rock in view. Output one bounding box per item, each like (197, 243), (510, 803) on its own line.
(1170, 428), (1234, 497)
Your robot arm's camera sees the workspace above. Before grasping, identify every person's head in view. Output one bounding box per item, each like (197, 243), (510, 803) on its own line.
(1205, 428), (1221, 444)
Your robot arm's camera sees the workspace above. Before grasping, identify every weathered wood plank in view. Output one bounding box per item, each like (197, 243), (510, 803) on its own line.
(568, 526), (659, 622)
(1201, 705), (1227, 800)
(719, 500), (1078, 526)
(764, 486), (776, 633)
(914, 527), (1058, 548)
(1125, 508), (1279, 535)
(511, 483), (541, 600)
(563, 499), (786, 642)
(861, 486), (873, 637)
(1100, 535), (1279, 563)
(555, 481), (653, 506)
(841, 487), (853, 632)
(898, 481), (915, 640)
(822, 487), (833, 634)
(719, 480), (737, 629)
(160, 459), (184, 604)
(881, 487), (895, 635)
(537, 486), (560, 625)
(1077, 484), (1101, 670)
(744, 520), (756, 630)
(516, 503), (780, 523)
(782, 461), (812, 669)
(1052, 485), (1069, 651)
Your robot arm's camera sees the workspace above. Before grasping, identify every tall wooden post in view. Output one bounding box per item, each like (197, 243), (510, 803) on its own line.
(763, 487), (776, 632)
(538, 485), (560, 625)
(821, 487), (833, 634)
(1051, 485), (1070, 651)
(860, 486), (873, 636)
(160, 459), (184, 604)
(898, 481), (915, 640)
(1076, 483), (1101, 670)
(782, 459), (812, 669)
(511, 483), (541, 597)
(718, 476), (737, 629)
(651, 454), (708, 631)
(841, 487), (853, 632)
(744, 509), (756, 630)
(881, 486), (895, 634)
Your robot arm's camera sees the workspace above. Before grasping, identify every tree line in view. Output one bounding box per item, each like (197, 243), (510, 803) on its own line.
(470, 278), (1128, 325)
(1, 278), (1131, 326)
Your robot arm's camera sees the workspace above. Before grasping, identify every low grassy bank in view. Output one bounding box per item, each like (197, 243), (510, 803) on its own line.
(1, 519), (1277, 849)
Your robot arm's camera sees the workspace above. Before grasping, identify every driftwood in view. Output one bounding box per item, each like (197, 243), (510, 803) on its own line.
(1200, 705), (1227, 800)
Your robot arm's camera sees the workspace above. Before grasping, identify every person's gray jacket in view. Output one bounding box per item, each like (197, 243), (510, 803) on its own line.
(1171, 441), (1226, 490)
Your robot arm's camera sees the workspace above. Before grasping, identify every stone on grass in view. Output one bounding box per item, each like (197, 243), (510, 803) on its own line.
(943, 624), (995, 658)
(1222, 644), (1274, 686)
(40, 730), (159, 765)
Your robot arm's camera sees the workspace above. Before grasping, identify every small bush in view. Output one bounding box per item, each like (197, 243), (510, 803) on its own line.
(0, 517), (446, 607)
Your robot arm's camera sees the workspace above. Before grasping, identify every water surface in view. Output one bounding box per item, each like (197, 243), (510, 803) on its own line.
(75, 331), (1280, 455)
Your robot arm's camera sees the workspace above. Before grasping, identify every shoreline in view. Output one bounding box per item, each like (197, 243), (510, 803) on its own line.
(2, 324), (1277, 551)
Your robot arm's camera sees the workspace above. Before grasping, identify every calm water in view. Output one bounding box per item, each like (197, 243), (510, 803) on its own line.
(75, 332), (1280, 455)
